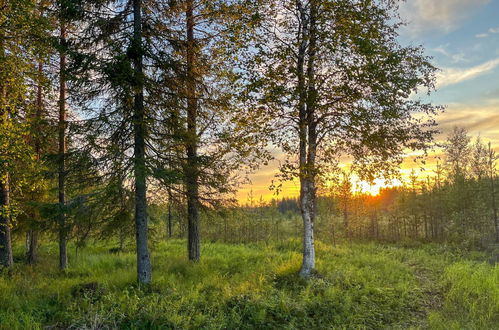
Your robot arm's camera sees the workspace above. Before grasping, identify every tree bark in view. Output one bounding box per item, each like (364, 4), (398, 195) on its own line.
(119, 230), (125, 251)
(28, 61), (44, 265)
(0, 12), (13, 268)
(297, 0), (318, 279)
(167, 189), (173, 238)
(0, 174), (13, 268)
(185, 0), (200, 262)
(58, 23), (68, 270)
(488, 145), (499, 243)
(343, 203), (348, 228)
(132, 0), (152, 284)
(27, 230), (38, 264)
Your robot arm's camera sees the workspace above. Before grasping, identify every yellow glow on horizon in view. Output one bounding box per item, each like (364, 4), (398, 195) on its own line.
(237, 175), (405, 203)
(236, 179), (300, 204)
(353, 178), (403, 196)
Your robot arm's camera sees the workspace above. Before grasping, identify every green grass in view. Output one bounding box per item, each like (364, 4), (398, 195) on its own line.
(0, 239), (497, 329)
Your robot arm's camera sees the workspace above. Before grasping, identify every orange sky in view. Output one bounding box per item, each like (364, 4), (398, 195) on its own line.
(235, 114), (499, 203)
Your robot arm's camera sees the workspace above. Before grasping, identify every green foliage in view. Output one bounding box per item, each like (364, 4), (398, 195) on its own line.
(240, 0), (440, 182)
(1, 240), (495, 329)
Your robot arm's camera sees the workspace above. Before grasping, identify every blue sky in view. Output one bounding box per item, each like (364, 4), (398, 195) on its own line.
(237, 0), (499, 201)
(400, 0), (499, 141)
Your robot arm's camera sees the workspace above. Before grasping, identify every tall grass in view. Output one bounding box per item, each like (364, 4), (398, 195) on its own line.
(429, 261), (499, 329)
(0, 239), (496, 329)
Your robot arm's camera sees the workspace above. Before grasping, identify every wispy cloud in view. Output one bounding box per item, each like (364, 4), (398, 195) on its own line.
(432, 45), (468, 63)
(437, 58), (499, 88)
(436, 103), (499, 135)
(474, 26), (499, 38)
(399, 0), (490, 37)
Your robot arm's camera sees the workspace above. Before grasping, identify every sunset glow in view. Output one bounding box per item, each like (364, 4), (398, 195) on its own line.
(353, 179), (403, 196)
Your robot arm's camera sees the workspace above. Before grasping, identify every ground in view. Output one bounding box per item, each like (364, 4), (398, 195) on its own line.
(0, 239), (498, 329)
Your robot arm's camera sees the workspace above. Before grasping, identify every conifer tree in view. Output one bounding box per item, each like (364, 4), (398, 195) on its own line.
(151, 0), (268, 262)
(0, 0), (50, 267)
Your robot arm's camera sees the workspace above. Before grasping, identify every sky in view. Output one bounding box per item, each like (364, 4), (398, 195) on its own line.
(236, 0), (499, 202)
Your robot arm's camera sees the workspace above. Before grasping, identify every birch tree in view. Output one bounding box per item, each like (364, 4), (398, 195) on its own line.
(242, 0), (440, 277)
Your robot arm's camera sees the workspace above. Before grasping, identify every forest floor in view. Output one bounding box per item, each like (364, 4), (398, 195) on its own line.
(0, 239), (498, 329)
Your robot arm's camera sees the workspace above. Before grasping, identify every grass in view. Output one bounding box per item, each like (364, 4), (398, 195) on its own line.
(0, 239), (497, 329)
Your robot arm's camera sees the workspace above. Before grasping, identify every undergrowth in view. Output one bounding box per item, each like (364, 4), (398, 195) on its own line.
(0, 240), (497, 329)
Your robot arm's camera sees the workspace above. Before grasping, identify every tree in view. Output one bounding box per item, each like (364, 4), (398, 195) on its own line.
(67, 0), (153, 283)
(25, 0), (54, 264)
(184, 0), (200, 261)
(486, 142), (499, 242)
(0, 0), (48, 267)
(242, 0), (440, 277)
(445, 127), (471, 181)
(58, 9), (68, 270)
(150, 0), (268, 261)
(131, 0), (152, 284)
(337, 170), (353, 237)
(443, 127), (473, 239)
(0, 8), (13, 265)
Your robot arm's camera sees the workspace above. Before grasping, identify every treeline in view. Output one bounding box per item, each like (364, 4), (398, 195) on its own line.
(341, 127), (499, 247)
(1, 0), (440, 281)
(197, 128), (499, 249)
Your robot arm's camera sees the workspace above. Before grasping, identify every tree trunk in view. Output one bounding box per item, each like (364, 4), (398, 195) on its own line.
(343, 197), (349, 238)
(27, 230), (38, 264)
(167, 201), (173, 238)
(167, 189), (172, 238)
(297, 0), (318, 279)
(0, 16), (13, 268)
(185, 0), (200, 262)
(224, 216), (228, 242)
(28, 61), (44, 265)
(0, 174), (13, 268)
(58, 23), (68, 270)
(119, 230), (125, 251)
(489, 159), (499, 243)
(300, 178), (316, 278)
(132, 0), (152, 284)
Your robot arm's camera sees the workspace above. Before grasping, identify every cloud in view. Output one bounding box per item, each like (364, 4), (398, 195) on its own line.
(437, 58), (499, 88)
(436, 103), (499, 138)
(432, 45), (468, 63)
(399, 0), (490, 37)
(474, 27), (499, 39)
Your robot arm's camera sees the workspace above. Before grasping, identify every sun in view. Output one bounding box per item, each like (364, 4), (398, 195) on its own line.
(356, 181), (382, 196)
(354, 178), (402, 196)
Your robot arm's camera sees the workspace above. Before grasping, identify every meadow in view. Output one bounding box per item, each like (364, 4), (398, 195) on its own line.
(1, 239), (497, 329)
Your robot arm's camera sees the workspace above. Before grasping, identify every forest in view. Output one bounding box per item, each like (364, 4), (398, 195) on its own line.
(1, 0), (498, 329)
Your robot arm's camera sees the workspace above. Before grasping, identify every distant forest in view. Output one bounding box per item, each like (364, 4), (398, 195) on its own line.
(192, 128), (499, 252)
